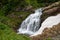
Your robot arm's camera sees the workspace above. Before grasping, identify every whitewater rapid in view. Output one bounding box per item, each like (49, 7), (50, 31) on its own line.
(17, 8), (60, 37)
(17, 8), (43, 35)
(31, 14), (60, 37)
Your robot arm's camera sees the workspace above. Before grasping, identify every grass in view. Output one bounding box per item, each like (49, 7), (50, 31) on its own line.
(0, 23), (30, 40)
(46, 37), (52, 40)
(0, 0), (59, 40)
(0, 11), (31, 40)
(7, 11), (31, 28)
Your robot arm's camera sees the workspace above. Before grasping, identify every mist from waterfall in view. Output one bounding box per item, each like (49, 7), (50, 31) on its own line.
(17, 8), (43, 35)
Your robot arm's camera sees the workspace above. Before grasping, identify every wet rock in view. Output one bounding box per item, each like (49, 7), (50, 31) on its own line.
(43, 1), (60, 11)
(31, 1), (60, 40)
(31, 23), (60, 40)
(42, 1), (60, 15)
(43, 7), (60, 14)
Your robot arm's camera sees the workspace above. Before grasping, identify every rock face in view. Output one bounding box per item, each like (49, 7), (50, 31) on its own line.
(31, 1), (60, 40)
(43, 1), (60, 11)
(41, 1), (60, 24)
(31, 23), (60, 40)
(31, 14), (60, 37)
(43, 7), (60, 14)
(42, 1), (60, 15)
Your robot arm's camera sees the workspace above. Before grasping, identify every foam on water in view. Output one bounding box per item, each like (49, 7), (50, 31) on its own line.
(17, 8), (60, 37)
(17, 8), (43, 35)
(31, 14), (60, 37)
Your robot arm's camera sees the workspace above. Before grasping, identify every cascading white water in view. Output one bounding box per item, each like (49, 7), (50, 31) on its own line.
(17, 8), (60, 37)
(17, 8), (43, 35)
(31, 14), (60, 37)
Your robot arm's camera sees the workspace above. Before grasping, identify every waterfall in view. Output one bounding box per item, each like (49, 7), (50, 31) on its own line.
(17, 8), (60, 37)
(30, 14), (60, 37)
(17, 8), (43, 35)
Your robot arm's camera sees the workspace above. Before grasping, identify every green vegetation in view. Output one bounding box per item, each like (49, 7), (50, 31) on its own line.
(0, 11), (31, 40)
(46, 37), (52, 40)
(0, 0), (60, 40)
(0, 23), (30, 40)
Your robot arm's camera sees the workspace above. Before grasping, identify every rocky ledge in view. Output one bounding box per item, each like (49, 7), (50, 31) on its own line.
(31, 1), (60, 40)
(31, 23), (60, 40)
